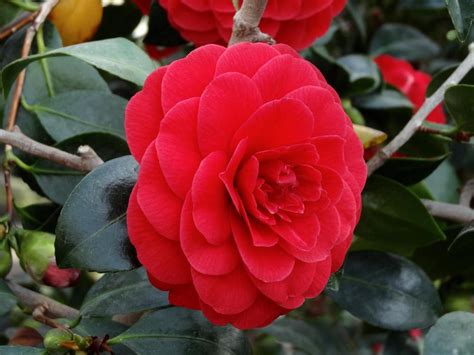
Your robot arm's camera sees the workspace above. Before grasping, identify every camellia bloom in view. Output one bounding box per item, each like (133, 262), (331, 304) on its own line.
(126, 43), (367, 329)
(374, 55), (446, 124)
(133, 0), (346, 50)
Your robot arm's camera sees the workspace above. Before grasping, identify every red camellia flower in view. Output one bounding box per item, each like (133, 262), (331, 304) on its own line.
(374, 55), (446, 124)
(134, 0), (346, 50)
(133, 0), (151, 14)
(126, 42), (367, 329)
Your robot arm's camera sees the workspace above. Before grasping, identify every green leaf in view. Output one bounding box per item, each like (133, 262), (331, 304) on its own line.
(2, 38), (155, 96)
(336, 55), (381, 96)
(353, 89), (413, 111)
(30, 90), (126, 142)
(445, 84), (474, 133)
(0, 2), (21, 27)
(109, 308), (251, 354)
(448, 221), (474, 257)
(257, 318), (350, 354)
(55, 156), (139, 272)
(0, 280), (16, 316)
(446, 0), (474, 41)
(32, 132), (129, 204)
(425, 312), (474, 354)
(427, 65), (474, 97)
(424, 160), (461, 203)
(0, 346), (44, 355)
(81, 268), (168, 316)
(369, 23), (440, 61)
(398, 0), (445, 9)
(15, 202), (60, 233)
(377, 134), (450, 185)
(326, 251), (442, 330)
(353, 176), (445, 255)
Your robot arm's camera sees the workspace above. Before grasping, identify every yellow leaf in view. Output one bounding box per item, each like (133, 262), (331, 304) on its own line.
(353, 124), (388, 149)
(49, 0), (103, 46)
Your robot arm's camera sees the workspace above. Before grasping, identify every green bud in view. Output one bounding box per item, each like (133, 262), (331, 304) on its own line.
(0, 239), (12, 278)
(43, 328), (73, 351)
(17, 231), (55, 282)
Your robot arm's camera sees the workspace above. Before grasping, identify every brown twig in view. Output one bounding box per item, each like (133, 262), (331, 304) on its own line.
(0, 126), (104, 172)
(33, 304), (71, 330)
(7, 281), (80, 319)
(228, 0), (274, 45)
(3, 0), (59, 220)
(367, 44), (474, 176)
(460, 179), (474, 208)
(422, 199), (474, 224)
(0, 11), (38, 41)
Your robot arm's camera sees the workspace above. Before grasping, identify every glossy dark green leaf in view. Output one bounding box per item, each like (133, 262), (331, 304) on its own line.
(0, 346), (44, 354)
(326, 251), (442, 330)
(425, 312), (474, 354)
(377, 134), (449, 185)
(336, 55), (381, 95)
(109, 308), (251, 354)
(55, 156), (139, 272)
(353, 176), (445, 255)
(424, 160), (461, 203)
(15, 202), (60, 233)
(258, 318), (351, 354)
(94, 2), (143, 40)
(353, 89), (413, 111)
(32, 132), (129, 204)
(398, 0), (445, 9)
(446, 0), (474, 41)
(0, 3), (21, 27)
(0, 280), (16, 316)
(30, 90), (126, 142)
(369, 23), (440, 60)
(445, 84), (474, 133)
(81, 268), (168, 316)
(2, 38), (155, 96)
(448, 221), (474, 257)
(73, 317), (133, 355)
(427, 66), (474, 96)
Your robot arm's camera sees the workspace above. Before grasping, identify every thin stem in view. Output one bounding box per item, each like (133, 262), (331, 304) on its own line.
(36, 24), (55, 97)
(0, 127), (104, 172)
(3, 0), (59, 220)
(422, 200), (474, 224)
(228, 0), (274, 45)
(0, 11), (37, 41)
(367, 44), (474, 176)
(7, 281), (80, 319)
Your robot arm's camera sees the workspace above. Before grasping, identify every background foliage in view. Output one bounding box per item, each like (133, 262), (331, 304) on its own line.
(0, 0), (473, 353)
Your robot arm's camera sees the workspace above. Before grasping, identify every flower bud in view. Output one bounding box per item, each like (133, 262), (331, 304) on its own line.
(43, 328), (73, 352)
(17, 231), (80, 288)
(0, 238), (12, 278)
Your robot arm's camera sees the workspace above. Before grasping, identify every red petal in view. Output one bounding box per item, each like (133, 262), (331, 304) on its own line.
(231, 212), (295, 282)
(312, 136), (347, 175)
(191, 151), (232, 245)
(198, 72), (262, 155)
(303, 255), (332, 298)
(148, 273), (200, 310)
(192, 266), (259, 315)
(156, 97), (201, 199)
(231, 98), (314, 156)
(181, 194), (240, 275)
(318, 166), (344, 204)
(286, 86), (346, 137)
(137, 142), (182, 241)
(127, 187), (191, 285)
(161, 45), (225, 113)
(215, 42), (280, 77)
(252, 54), (320, 101)
(125, 67), (166, 162)
(331, 236), (352, 273)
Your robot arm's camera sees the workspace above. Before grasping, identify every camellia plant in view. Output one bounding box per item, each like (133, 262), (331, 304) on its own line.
(0, 0), (473, 354)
